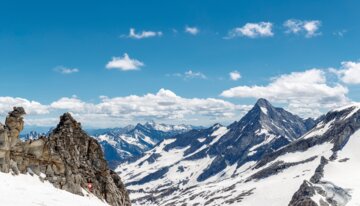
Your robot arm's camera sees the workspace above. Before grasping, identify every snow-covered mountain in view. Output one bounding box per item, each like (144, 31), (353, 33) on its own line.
(90, 121), (201, 168)
(117, 98), (323, 205)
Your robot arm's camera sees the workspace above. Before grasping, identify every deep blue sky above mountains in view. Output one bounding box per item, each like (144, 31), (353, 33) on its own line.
(0, 0), (360, 127)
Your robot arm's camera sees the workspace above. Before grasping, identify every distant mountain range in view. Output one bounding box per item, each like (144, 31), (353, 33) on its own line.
(115, 98), (360, 205)
(89, 121), (203, 168)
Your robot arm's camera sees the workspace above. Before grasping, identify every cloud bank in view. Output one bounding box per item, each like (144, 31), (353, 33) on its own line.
(0, 89), (251, 128)
(221, 69), (349, 117)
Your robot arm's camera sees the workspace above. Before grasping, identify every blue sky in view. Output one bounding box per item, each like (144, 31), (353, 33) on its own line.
(1, 0), (360, 128)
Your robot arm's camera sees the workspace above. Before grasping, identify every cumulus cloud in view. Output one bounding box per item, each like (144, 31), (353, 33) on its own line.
(229, 71), (241, 81)
(106, 53), (144, 71)
(185, 26), (200, 35)
(50, 96), (89, 112)
(54, 66), (79, 74)
(284, 19), (321, 38)
(124, 28), (162, 39)
(226, 22), (273, 39)
(330, 61), (360, 84)
(0, 97), (49, 115)
(221, 69), (349, 117)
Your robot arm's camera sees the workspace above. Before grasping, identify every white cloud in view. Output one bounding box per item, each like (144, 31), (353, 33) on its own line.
(25, 117), (59, 127)
(284, 19), (321, 38)
(226, 22), (273, 39)
(229, 71), (241, 81)
(185, 26), (199, 35)
(221, 69), (349, 117)
(333, 30), (347, 37)
(330, 61), (360, 84)
(54, 66), (79, 74)
(169, 70), (207, 80)
(125, 28), (162, 39)
(106, 53), (144, 71)
(0, 97), (49, 115)
(50, 97), (88, 112)
(184, 70), (206, 79)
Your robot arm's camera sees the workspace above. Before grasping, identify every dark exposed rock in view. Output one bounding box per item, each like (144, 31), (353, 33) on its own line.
(338, 158), (349, 163)
(289, 181), (318, 206)
(5, 107), (26, 147)
(310, 156), (328, 184)
(0, 108), (131, 206)
(247, 156), (317, 182)
(224, 188), (255, 204)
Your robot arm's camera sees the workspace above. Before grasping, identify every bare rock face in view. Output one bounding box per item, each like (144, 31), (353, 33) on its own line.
(0, 108), (131, 206)
(5, 107), (25, 147)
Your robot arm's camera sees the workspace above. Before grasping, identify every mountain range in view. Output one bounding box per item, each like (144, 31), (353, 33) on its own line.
(116, 99), (360, 206)
(88, 121), (201, 168)
(15, 98), (360, 206)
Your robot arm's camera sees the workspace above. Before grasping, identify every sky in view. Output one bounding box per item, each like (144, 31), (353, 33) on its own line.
(1, 0), (360, 128)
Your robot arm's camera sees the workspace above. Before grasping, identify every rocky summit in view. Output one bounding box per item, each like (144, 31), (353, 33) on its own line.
(0, 107), (130, 206)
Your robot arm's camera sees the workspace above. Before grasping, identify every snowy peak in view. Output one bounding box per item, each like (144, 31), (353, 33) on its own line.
(142, 121), (196, 132)
(255, 98), (272, 114)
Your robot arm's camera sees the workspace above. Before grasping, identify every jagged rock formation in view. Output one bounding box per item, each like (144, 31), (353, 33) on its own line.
(0, 107), (131, 206)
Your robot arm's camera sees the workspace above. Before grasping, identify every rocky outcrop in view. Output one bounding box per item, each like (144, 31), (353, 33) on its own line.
(0, 107), (131, 206)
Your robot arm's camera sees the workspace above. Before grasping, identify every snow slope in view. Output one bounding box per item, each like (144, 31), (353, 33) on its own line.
(318, 129), (360, 205)
(0, 172), (108, 206)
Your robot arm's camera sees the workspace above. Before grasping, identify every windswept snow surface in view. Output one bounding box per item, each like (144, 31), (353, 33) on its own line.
(320, 129), (360, 205)
(209, 126), (229, 145)
(260, 106), (268, 115)
(302, 119), (335, 140)
(0, 172), (108, 206)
